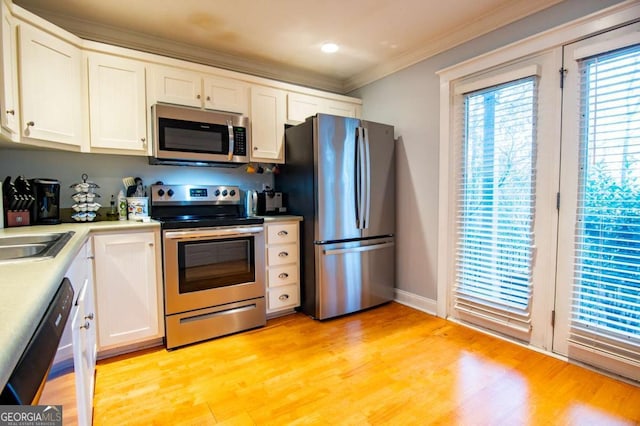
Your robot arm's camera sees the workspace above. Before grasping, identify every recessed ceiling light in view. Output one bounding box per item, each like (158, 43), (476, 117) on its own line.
(321, 43), (339, 54)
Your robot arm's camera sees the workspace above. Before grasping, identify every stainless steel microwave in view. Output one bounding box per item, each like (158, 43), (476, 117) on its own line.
(150, 103), (250, 166)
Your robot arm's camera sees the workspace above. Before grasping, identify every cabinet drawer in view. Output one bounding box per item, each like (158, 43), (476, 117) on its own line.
(268, 264), (298, 287)
(268, 285), (300, 311)
(267, 243), (297, 266)
(267, 223), (298, 244)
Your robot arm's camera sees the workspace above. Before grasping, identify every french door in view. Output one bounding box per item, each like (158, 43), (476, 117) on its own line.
(450, 51), (561, 350)
(450, 23), (640, 381)
(554, 23), (640, 381)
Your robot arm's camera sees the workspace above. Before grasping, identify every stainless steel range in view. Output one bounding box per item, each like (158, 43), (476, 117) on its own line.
(150, 184), (265, 349)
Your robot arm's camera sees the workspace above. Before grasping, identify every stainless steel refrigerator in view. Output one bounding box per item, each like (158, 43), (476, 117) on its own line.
(276, 113), (395, 319)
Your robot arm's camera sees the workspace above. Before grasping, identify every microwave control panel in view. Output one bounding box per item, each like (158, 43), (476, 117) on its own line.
(233, 128), (247, 155)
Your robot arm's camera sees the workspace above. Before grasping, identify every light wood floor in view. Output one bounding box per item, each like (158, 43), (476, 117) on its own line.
(92, 302), (640, 425)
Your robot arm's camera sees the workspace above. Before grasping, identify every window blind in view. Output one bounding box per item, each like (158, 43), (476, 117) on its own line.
(569, 44), (640, 371)
(454, 77), (537, 338)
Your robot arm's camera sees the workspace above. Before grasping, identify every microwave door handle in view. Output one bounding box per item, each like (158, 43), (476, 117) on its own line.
(227, 120), (234, 161)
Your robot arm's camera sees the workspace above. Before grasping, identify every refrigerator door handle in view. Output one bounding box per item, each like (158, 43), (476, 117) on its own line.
(363, 127), (371, 229)
(355, 127), (361, 229)
(356, 127), (366, 229)
(323, 241), (395, 256)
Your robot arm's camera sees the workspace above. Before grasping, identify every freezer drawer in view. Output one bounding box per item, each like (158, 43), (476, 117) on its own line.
(315, 237), (395, 320)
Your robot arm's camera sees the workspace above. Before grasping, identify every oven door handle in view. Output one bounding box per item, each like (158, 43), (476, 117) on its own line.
(164, 226), (264, 240)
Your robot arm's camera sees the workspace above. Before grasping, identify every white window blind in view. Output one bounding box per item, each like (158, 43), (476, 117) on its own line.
(454, 77), (537, 338)
(569, 44), (640, 371)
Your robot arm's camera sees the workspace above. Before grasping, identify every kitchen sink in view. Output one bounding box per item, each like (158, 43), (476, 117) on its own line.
(0, 231), (75, 263)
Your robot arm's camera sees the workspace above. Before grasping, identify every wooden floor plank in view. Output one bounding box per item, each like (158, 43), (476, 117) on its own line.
(92, 302), (640, 425)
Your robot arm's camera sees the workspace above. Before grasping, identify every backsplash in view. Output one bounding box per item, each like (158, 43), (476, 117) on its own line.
(0, 148), (273, 208)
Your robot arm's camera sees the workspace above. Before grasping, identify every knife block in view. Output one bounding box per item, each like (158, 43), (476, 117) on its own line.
(6, 210), (30, 227)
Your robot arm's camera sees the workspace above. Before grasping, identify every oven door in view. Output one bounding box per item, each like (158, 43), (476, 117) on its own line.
(163, 226), (265, 315)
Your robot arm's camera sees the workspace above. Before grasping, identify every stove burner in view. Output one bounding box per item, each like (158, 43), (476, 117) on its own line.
(150, 184), (263, 230)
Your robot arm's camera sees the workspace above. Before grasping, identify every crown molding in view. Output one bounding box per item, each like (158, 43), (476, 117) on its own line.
(343, 0), (564, 92)
(19, 6), (347, 94)
(15, 0), (567, 95)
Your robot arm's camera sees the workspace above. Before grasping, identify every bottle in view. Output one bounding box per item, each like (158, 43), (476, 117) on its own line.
(117, 190), (127, 220)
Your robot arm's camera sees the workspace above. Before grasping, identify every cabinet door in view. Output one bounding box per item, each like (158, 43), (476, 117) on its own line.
(18, 23), (83, 147)
(250, 85), (286, 163)
(150, 65), (201, 108)
(88, 53), (148, 153)
(287, 92), (321, 123)
(203, 75), (248, 114)
(0, 2), (18, 140)
(52, 243), (88, 366)
(73, 277), (96, 426)
(324, 99), (359, 118)
(93, 231), (161, 350)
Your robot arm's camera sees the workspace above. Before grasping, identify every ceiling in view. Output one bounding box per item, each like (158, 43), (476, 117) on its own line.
(13, 0), (563, 93)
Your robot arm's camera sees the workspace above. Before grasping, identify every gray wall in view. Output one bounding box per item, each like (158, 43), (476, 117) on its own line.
(350, 0), (624, 302)
(0, 147), (273, 208)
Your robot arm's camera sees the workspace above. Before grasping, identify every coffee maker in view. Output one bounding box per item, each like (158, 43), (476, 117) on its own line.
(31, 178), (61, 224)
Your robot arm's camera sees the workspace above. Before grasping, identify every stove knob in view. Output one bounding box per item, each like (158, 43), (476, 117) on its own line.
(215, 189), (221, 196)
(222, 189), (228, 197)
(229, 189), (236, 196)
(157, 189), (165, 197)
(167, 189), (174, 197)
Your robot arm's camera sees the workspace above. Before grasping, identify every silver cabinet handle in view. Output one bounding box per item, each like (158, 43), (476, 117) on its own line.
(277, 230), (288, 236)
(279, 294), (289, 301)
(278, 272), (289, 279)
(26, 121), (35, 127)
(85, 313), (94, 320)
(278, 251), (289, 257)
(6, 109), (14, 115)
(80, 321), (91, 330)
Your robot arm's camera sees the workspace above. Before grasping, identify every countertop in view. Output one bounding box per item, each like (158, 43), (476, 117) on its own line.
(0, 220), (160, 391)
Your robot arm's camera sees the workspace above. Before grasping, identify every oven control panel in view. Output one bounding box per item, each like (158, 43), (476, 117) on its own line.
(151, 184), (241, 205)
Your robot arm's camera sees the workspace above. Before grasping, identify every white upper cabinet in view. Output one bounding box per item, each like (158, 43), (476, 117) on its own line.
(17, 22), (84, 148)
(287, 92), (322, 123)
(87, 52), (148, 154)
(0, 1), (18, 140)
(250, 85), (286, 163)
(149, 66), (201, 108)
(287, 92), (361, 124)
(325, 99), (360, 119)
(150, 65), (249, 114)
(203, 75), (248, 114)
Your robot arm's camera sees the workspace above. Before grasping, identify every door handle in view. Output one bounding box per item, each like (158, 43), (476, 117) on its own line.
(324, 241), (394, 256)
(227, 120), (235, 160)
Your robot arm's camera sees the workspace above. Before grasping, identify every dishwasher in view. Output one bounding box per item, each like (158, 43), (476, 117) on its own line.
(0, 278), (74, 404)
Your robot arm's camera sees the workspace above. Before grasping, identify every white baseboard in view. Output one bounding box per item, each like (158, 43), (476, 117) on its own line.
(394, 289), (438, 316)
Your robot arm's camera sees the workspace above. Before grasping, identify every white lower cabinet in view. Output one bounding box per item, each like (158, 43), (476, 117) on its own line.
(92, 230), (163, 351)
(41, 240), (96, 426)
(265, 221), (301, 315)
(72, 268), (96, 426)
